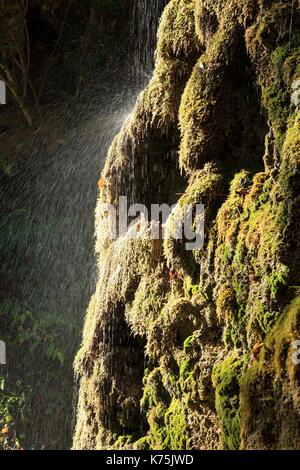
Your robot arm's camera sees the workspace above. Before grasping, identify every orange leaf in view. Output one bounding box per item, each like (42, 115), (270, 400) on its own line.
(98, 178), (106, 189)
(1, 424), (9, 435)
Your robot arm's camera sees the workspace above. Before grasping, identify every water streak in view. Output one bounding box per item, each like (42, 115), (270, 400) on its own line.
(132, 0), (169, 80)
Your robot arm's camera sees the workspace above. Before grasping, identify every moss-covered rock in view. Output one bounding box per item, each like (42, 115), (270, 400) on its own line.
(212, 354), (244, 450)
(74, 0), (300, 450)
(240, 295), (300, 449)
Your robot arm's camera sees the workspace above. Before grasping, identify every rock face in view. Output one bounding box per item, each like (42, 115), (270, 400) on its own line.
(73, 0), (300, 450)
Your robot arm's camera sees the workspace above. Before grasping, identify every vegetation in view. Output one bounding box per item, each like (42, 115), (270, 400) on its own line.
(1, 0), (299, 451)
(73, 0), (300, 451)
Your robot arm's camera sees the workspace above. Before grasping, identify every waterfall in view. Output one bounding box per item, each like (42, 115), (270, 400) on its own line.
(132, 0), (169, 80)
(0, 107), (129, 449)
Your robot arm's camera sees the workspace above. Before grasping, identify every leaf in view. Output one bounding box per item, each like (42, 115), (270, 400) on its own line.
(98, 177), (106, 189)
(1, 424), (9, 435)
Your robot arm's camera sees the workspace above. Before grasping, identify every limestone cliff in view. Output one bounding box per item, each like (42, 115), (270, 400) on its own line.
(73, 0), (300, 450)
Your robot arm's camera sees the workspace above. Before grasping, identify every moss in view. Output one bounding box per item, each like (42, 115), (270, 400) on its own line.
(138, 365), (190, 450)
(183, 334), (194, 354)
(143, 397), (188, 450)
(178, 50), (230, 172)
(267, 294), (300, 380)
(282, 110), (300, 168)
(261, 45), (300, 141)
(126, 268), (169, 337)
(194, 0), (220, 45)
(216, 285), (236, 323)
(147, 403), (168, 449)
(146, 297), (202, 360)
(157, 0), (200, 61)
(164, 163), (222, 274)
(240, 295), (300, 449)
(163, 399), (188, 450)
(214, 171), (252, 346)
(183, 276), (200, 299)
(245, 2), (300, 148)
(111, 435), (134, 449)
(180, 331), (202, 376)
(215, 284), (240, 346)
(180, 0), (267, 174)
(254, 2), (294, 48)
(138, 58), (192, 129)
(179, 357), (192, 381)
(214, 114), (300, 344)
(212, 354), (244, 450)
(267, 265), (289, 300)
(141, 368), (171, 415)
(134, 436), (150, 450)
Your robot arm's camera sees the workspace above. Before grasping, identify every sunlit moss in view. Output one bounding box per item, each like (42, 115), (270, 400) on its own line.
(212, 354), (244, 449)
(240, 294), (300, 449)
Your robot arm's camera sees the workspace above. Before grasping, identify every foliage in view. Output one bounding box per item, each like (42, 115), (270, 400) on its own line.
(0, 377), (24, 450)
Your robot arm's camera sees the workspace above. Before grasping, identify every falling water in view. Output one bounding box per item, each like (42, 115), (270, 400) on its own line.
(132, 0), (169, 80)
(0, 93), (134, 449)
(88, 1), (172, 443)
(0, 0), (169, 450)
